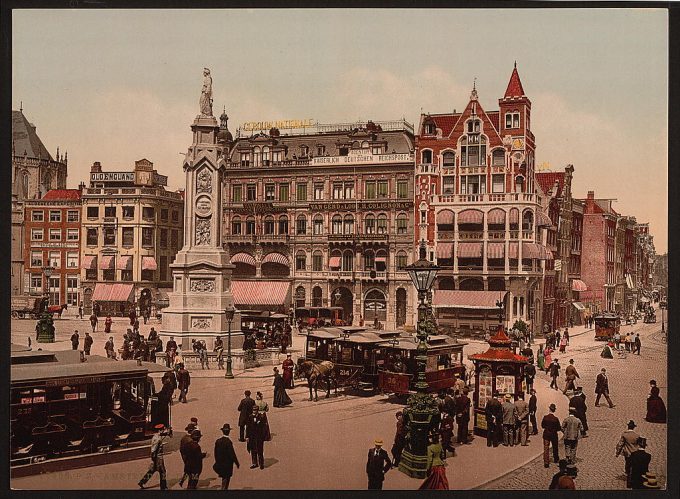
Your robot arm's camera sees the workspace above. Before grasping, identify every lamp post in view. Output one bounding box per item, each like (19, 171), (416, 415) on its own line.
(398, 241), (440, 479)
(334, 289), (341, 324)
(37, 266), (55, 343)
(43, 265), (54, 303)
(224, 305), (235, 379)
(661, 302), (665, 333)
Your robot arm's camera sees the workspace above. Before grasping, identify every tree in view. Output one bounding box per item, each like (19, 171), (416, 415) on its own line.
(512, 319), (528, 338)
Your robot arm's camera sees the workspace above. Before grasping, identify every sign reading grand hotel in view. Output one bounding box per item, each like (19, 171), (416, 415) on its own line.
(311, 152), (414, 166)
(242, 119), (315, 131)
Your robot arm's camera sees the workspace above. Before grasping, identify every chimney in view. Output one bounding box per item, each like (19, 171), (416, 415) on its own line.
(78, 181), (85, 192)
(91, 161), (102, 173)
(587, 190), (595, 200)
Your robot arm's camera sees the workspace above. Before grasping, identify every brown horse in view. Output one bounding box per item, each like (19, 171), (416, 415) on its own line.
(47, 304), (68, 318)
(296, 360), (338, 402)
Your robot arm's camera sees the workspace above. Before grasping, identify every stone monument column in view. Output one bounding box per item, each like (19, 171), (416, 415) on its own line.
(160, 69), (242, 350)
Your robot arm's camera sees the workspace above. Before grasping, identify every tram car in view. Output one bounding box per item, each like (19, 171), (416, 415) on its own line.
(295, 306), (346, 328)
(10, 347), (168, 468)
(303, 326), (369, 362)
(378, 335), (468, 396)
(594, 313), (621, 341)
(643, 309), (657, 323)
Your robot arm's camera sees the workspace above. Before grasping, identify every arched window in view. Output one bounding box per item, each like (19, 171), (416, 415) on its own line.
(262, 146), (270, 165)
(492, 148), (505, 166)
(442, 151), (455, 167)
(296, 215), (307, 235)
(231, 216), (242, 235)
(361, 141), (369, 149)
(264, 215), (275, 234)
(312, 286), (323, 307)
(343, 215), (354, 234)
(522, 210), (534, 231)
(421, 150), (433, 164)
(364, 250), (375, 270)
(312, 250), (323, 271)
(375, 250), (388, 271)
(332, 215), (342, 234)
(43, 171), (52, 190)
(364, 214), (375, 234)
(246, 216), (255, 235)
(22, 172), (29, 198)
(253, 146), (261, 167)
(295, 251), (307, 271)
(313, 214), (324, 235)
(343, 250), (354, 271)
(377, 214), (388, 234)
(295, 286), (306, 307)
(396, 251), (408, 270)
(278, 215), (288, 234)
(438, 277), (455, 290)
(396, 213), (408, 234)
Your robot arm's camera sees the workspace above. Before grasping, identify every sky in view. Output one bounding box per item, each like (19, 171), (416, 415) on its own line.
(12, 8), (668, 252)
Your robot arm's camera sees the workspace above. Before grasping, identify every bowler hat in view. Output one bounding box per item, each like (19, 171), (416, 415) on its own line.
(185, 423), (196, 432)
(374, 438), (384, 446)
(191, 429), (202, 439)
(627, 420), (637, 429)
(220, 423), (231, 432)
(191, 417), (198, 423)
(549, 403), (557, 411)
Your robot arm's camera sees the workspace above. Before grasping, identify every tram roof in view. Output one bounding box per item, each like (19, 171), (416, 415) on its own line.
(386, 335), (467, 351)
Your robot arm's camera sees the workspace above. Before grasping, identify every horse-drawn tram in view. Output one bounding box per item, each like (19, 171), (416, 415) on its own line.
(11, 347), (168, 473)
(378, 335), (467, 396)
(594, 312), (621, 341)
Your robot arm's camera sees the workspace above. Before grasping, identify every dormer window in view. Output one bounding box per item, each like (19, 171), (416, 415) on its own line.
(300, 145), (309, 157)
(505, 111), (520, 129)
(424, 122), (436, 135)
(467, 120), (481, 133)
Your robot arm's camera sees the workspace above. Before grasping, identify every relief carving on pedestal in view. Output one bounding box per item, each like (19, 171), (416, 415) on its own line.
(196, 169), (212, 194)
(190, 279), (215, 293)
(195, 216), (211, 246)
(191, 317), (212, 329)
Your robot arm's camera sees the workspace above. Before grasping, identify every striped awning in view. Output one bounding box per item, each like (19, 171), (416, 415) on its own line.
(436, 210), (454, 225)
(487, 242), (505, 259)
(116, 255), (133, 270)
(433, 290), (508, 310)
(262, 252), (289, 266)
(81, 255), (97, 270)
(110, 283), (134, 302)
(142, 256), (157, 271)
(230, 252), (256, 266)
(458, 242), (482, 258)
(509, 208), (519, 224)
(92, 284), (113, 301)
(509, 242), (519, 258)
(329, 256), (341, 268)
(487, 209), (506, 225)
(522, 242), (544, 260)
(536, 211), (553, 227)
(99, 255), (115, 270)
(572, 279), (588, 292)
(232, 280), (291, 306)
(436, 242), (454, 259)
(457, 209), (484, 224)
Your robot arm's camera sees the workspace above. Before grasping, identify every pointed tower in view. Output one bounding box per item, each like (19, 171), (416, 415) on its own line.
(161, 69), (241, 350)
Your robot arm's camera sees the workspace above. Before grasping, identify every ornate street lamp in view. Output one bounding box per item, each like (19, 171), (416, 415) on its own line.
(398, 241), (440, 479)
(224, 305), (236, 379)
(37, 266), (55, 343)
(43, 265), (54, 302)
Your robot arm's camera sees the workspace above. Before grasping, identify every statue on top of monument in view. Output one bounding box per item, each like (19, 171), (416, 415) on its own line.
(199, 68), (213, 116)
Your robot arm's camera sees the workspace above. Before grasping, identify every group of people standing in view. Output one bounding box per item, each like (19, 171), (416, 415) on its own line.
(484, 390), (536, 449)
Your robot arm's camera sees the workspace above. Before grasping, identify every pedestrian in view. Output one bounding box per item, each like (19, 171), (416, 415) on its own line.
(561, 407), (583, 464)
(455, 387), (472, 444)
(246, 406), (268, 470)
(524, 360), (536, 393)
(564, 328), (570, 346)
(568, 387), (589, 437)
(615, 420), (640, 487)
(78, 302), (83, 319)
(104, 314), (112, 334)
(184, 430), (207, 489)
(83, 331), (93, 355)
(198, 341), (209, 369)
(549, 359), (560, 390)
(624, 332), (631, 352)
(143, 307), (150, 325)
(391, 411), (407, 467)
(595, 368), (615, 408)
(419, 433), (449, 490)
(614, 331), (621, 350)
(255, 392), (272, 440)
(93, 302), (100, 317)
(177, 363), (190, 403)
(563, 359), (580, 395)
(543, 346), (553, 372)
(554, 330), (561, 349)
(71, 330), (80, 350)
(484, 392), (502, 447)
(213, 423), (239, 490)
(628, 437), (652, 489)
(89, 313), (98, 333)
(138, 423), (169, 490)
(282, 353), (295, 389)
(514, 392), (530, 446)
(237, 390), (256, 442)
(105, 336), (116, 359)
(634, 334), (641, 355)
(129, 308), (137, 327)
(549, 459), (576, 490)
(645, 380), (667, 423)
(501, 393), (518, 447)
(439, 411), (455, 457)
(272, 367), (292, 407)
(559, 333), (567, 353)
(528, 388), (539, 435)
(214, 336), (224, 370)
(177, 423), (197, 488)
(366, 438), (391, 489)
(165, 336), (177, 368)
(536, 345), (545, 371)
(541, 403), (561, 467)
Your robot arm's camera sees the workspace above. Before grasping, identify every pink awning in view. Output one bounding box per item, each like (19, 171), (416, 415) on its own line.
(99, 255), (115, 270)
(232, 280), (291, 306)
(509, 208), (519, 224)
(487, 209), (506, 225)
(109, 283), (134, 302)
(509, 242), (519, 259)
(142, 256), (157, 270)
(572, 279), (588, 292)
(436, 242), (453, 259)
(436, 210), (454, 225)
(458, 242), (482, 258)
(92, 284), (113, 301)
(375, 256), (387, 263)
(457, 209), (484, 224)
(433, 290), (507, 310)
(262, 252), (289, 266)
(116, 255), (133, 270)
(81, 255), (97, 270)
(230, 252), (256, 266)
(522, 242), (543, 260)
(536, 211), (553, 227)
(487, 242), (505, 259)
(329, 256), (341, 268)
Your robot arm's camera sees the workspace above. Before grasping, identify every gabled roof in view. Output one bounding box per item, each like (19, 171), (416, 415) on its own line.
(422, 114), (460, 137)
(447, 96), (502, 144)
(503, 66), (526, 98)
(42, 189), (81, 201)
(535, 172), (565, 198)
(12, 110), (53, 160)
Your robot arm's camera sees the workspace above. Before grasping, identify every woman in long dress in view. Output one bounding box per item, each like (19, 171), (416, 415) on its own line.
(559, 334), (568, 353)
(537, 345), (545, 371)
(273, 367), (292, 407)
(645, 380), (667, 423)
(543, 346), (553, 372)
(255, 391), (272, 441)
(419, 433), (449, 490)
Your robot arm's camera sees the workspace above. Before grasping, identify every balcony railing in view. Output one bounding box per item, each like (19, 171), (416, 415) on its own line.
(459, 231), (483, 240)
(434, 192), (542, 205)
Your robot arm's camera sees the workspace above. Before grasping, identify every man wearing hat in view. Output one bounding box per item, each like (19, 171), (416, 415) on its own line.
(541, 403), (562, 467)
(178, 422), (197, 488)
(563, 359), (580, 395)
(616, 420), (640, 487)
(138, 423), (169, 490)
(561, 407), (583, 464)
(549, 459), (576, 490)
(184, 429), (208, 490)
(548, 358), (560, 390)
(501, 393), (518, 447)
(246, 405), (268, 469)
(366, 438), (391, 489)
(237, 390), (256, 442)
(484, 391), (503, 447)
(214, 423), (239, 489)
(282, 354), (295, 389)
(513, 392), (530, 446)
(595, 368), (615, 408)
(629, 437), (652, 489)
(455, 386), (472, 444)
(177, 363), (191, 403)
(641, 472), (661, 489)
(568, 387), (588, 437)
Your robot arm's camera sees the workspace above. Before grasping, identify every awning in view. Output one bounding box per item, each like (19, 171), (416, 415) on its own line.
(116, 255), (133, 270)
(262, 252), (289, 266)
(487, 209), (506, 225)
(92, 284), (113, 301)
(99, 255), (115, 270)
(436, 210), (454, 225)
(508, 242), (519, 259)
(571, 279), (588, 292)
(487, 242), (505, 259)
(536, 211), (553, 227)
(433, 290), (507, 310)
(625, 274), (636, 290)
(232, 280), (291, 306)
(522, 242), (544, 259)
(457, 209), (483, 224)
(572, 302), (586, 311)
(509, 208), (519, 224)
(375, 256), (387, 263)
(81, 255), (97, 270)
(109, 283), (134, 302)
(329, 256), (341, 268)
(436, 242), (453, 259)
(231, 252), (256, 266)
(142, 256), (157, 271)
(458, 242), (482, 258)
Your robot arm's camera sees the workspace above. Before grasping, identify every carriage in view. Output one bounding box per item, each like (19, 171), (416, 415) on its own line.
(643, 309), (657, 323)
(295, 306), (346, 328)
(11, 297), (43, 320)
(10, 348), (168, 469)
(594, 313), (621, 341)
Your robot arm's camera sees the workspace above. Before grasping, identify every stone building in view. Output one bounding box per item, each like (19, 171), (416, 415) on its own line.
(80, 159), (183, 316)
(220, 118), (416, 329)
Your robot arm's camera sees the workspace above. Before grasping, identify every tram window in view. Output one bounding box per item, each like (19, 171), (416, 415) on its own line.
(307, 340), (317, 355)
(341, 347), (352, 364)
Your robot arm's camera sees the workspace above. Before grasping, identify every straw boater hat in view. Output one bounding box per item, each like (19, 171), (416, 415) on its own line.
(374, 438), (383, 446)
(504, 393), (512, 400)
(642, 472), (661, 489)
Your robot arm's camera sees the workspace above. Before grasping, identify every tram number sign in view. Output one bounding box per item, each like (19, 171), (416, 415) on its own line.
(46, 376), (104, 387)
(338, 368), (352, 377)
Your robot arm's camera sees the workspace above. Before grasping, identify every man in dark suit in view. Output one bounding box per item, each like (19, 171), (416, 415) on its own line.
(628, 437), (652, 489)
(237, 390), (256, 442)
(246, 406), (268, 470)
(541, 403), (562, 467)
(568, 387), (589, 437)
(485, 392), (503, 447)
(214, 423), (239, 489)
(366, 438), (391, 489)
(184, 430), (207, 490)
(528, 389), (539, 435)
(177, 364), (191, 403)
(455, 388), (472, 444)
(595, 368), (615, 408)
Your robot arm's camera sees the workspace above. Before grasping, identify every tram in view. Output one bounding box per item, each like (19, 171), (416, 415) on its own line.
(594, 313), (621, 341)
(295, 306), (345, 327)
